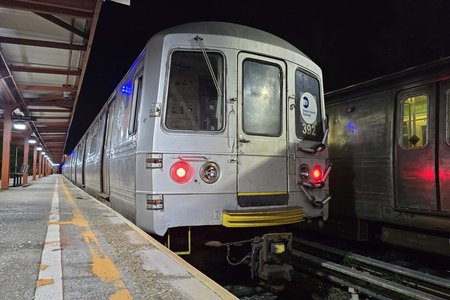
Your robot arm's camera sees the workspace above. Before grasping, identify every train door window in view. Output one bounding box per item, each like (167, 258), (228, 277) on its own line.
(165, 51), (224, 131)
(295, 70), (323, 141)
(242, 59), (282, 136)
(129, 73), (143, 135)
(400, 94), (428, 148)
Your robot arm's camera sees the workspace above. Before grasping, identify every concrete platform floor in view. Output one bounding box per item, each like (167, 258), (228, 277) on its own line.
(0, 174), (237, 300)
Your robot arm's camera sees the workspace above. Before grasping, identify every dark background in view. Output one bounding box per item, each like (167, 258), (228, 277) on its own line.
(65, 0), (450, 151)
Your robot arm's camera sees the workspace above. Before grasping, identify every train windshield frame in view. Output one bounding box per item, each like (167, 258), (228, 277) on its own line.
(295, 69), (324, 141)
(165, 50), (224, 132)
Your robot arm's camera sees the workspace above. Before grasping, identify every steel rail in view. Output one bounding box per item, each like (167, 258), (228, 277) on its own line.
(292, 237), (450, 300)
(294, 237), (450, 291)
(292, 249), (447, 300)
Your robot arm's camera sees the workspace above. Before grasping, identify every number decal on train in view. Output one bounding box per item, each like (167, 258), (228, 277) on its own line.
(302, 124), (316, 136)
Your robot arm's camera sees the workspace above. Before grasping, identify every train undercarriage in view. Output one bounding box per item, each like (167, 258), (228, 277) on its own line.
(160, 225), (300, 283)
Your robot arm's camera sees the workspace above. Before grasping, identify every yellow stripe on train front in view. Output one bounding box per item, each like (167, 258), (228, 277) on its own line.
(222, 207), (304, 227)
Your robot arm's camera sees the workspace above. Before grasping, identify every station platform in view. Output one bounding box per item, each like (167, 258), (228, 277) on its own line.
(0, 174), (238, 300)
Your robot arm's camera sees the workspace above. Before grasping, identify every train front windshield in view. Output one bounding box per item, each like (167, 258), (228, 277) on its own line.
(165, 51), (224, 131)
(295, 70), (324, 141)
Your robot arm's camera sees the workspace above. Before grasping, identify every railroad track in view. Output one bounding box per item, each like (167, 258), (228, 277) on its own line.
(291, 237), (450, 300)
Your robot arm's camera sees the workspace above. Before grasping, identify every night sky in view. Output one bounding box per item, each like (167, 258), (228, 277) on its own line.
(65, 0), (450, 152)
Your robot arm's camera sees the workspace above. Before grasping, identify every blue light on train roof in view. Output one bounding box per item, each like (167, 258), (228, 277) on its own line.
(121, 84), (132, 94)
(347, 122), (357, 131)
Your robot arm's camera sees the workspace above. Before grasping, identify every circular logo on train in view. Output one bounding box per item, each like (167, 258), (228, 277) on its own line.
(300, 92), (318, 124)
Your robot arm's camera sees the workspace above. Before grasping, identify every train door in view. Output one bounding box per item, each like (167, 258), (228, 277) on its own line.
(236, 53), (288, 207)
(395, 84), (438, 210)
(439, 80), (450, 212)
(101, 103), (114, 196)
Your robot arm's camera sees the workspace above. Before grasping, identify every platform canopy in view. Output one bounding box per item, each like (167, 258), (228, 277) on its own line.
(0, 0), (102, 164)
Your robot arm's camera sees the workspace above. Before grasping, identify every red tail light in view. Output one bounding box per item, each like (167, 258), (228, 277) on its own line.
(310, 164), (323, 183)
(170, 161), (193, 184)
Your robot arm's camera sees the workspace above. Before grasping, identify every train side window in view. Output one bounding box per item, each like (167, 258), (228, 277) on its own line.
(88, 124), (98, 155)
(77, 139), (84, 163)
(166, 51), (224, 131)
(110, 90), (132, 146)
(295, 70), (323, 141)
(129, 73), (143, 135)
(400, 94), (428, 149)
(243, 60), (282, 136)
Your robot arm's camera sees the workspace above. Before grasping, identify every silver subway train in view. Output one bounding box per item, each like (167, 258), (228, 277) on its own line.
(325, 57), (450, 256)
(62, 22), (331, 270)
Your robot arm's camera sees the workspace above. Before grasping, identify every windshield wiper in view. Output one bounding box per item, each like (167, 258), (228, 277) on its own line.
(194, 35), (222, 98)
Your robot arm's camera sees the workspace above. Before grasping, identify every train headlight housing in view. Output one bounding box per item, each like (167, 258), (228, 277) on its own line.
(299, 164), (310, 182)
(200, 162), (220, 184)
(170, 161), (194, 184)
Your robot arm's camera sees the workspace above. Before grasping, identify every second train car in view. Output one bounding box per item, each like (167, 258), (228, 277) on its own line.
(325, 57), (450, 256)
(62, 22), (331, 279)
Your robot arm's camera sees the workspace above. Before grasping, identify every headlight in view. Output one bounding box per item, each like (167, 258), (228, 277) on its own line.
(298, 164), (310, 182)
(200, 162), (220, 184)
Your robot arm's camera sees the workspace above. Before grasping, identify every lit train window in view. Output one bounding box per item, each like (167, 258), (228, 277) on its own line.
(166, 51), (224, 131)
(243, 60), (281, 136)
(401, 94), (428, 148)
(295, 70), (323, 141)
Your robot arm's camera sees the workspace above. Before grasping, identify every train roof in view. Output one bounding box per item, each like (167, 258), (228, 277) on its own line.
(326, 56), (450, 101)
(153, 21), (308, 59)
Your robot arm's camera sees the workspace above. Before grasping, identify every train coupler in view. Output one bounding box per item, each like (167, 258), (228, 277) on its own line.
(253, 232), (293, 282)
(205, 232), (294, 281)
